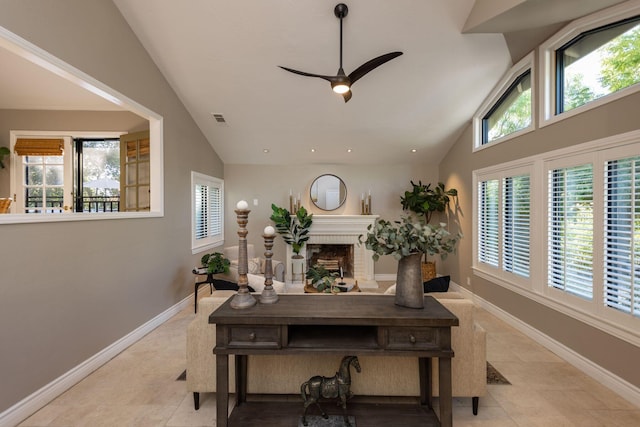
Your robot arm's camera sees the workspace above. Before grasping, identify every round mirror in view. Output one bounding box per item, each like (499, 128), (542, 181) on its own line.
(310, 174), (347, 211)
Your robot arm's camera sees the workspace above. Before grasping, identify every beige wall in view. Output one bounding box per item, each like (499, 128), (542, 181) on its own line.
(0, 109), (148, 197)
(440, 82), (640, 387)
(0, 0), (223, 413)
(223, 163), (440, 276)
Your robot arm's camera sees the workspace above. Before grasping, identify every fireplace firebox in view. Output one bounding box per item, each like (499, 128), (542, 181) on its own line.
(306, 244), (354, 278)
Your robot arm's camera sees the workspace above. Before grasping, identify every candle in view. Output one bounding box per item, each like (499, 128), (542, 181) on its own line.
(264, 225), (275, 236)
(236, 200), (249, 210)
(340, 266), (343, 279)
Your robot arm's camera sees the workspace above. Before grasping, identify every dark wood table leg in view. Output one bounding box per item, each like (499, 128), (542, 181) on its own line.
(438, 356), (453, 427)
(418, 357), (432, 408)
(216, 354), (229, 427)
(236, 355), (247, 405)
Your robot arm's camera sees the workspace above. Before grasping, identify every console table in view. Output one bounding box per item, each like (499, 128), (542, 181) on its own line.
(210, 294), (458, 427)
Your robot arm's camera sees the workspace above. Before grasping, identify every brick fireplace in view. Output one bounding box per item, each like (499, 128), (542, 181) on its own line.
(285, 215), (379, 289)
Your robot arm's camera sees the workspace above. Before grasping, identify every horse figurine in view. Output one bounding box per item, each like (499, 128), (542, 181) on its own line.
(300, 355), (361, 427)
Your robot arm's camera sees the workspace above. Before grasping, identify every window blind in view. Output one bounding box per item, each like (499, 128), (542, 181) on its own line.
(14, 138), (64, 156)
(503, 174), (531, 277)
(479, 179), (499, 267)
(194, 183), (222, 241)
(548, 164), (594, 300)
(605, 156), (640, 317)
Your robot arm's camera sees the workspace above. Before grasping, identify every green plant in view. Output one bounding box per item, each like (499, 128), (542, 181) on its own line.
(270, 204), (313, 255)
(0, 146), (9, 169)
(200, 252), (230, 274)
(306, 264), (338, 292)
(359, 216), (462, 262)
(400, 181), (457, 223)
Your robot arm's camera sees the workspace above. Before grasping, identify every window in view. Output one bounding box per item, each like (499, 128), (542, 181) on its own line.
(12, 138), (69, 213)
(482, 70), (532, 145)
(556, 16), (640, 114)
(474, 52), (535, 150)
(10, 132), (146, 215)
(548, 164), (594, 300)
(475, 167), (532, 285)
(191, 172), (224, 253)
(605, 155), (640, 318)
(75, 138), (121, 213)
(540, 3), (640, 125)
(473, 130), (640, 345)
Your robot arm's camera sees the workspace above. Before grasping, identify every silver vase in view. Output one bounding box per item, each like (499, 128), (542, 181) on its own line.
(395, 252), (424, 309)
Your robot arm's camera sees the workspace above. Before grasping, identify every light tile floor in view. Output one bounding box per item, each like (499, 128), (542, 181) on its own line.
(18, 286), (640, 427)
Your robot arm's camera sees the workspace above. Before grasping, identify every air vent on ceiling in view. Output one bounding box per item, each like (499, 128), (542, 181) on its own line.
(211, 113), (226, 124)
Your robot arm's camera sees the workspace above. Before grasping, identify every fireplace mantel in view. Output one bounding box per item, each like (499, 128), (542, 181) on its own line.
(285, 215), (379, 290)
(307, 215), (379, 234)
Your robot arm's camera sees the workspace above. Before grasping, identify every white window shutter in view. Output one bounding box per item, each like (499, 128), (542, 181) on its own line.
(548, 164), (594, 300)
(605, 156), (640, 317)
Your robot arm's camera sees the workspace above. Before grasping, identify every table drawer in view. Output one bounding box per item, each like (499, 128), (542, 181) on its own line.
(227, 326), (281, 348)
(385, 327), (440, 350)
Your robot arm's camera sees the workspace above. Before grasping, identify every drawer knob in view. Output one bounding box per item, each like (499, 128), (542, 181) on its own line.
(249, 332), (256, 341)
(409, 334), (416, 344)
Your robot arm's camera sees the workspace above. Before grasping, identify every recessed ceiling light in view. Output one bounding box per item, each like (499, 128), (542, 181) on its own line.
(347, 148), (352, 153)
(411, 148), (417, 153)
(310, 148), (316, 153)
(263, 148), (270, 153)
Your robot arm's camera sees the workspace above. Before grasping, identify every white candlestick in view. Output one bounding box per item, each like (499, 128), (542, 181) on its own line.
(264, 225), (275, 236)
(236, 200), (249, 210)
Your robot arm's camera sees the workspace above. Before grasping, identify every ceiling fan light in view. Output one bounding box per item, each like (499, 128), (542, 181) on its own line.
(332, 83), (350, 94)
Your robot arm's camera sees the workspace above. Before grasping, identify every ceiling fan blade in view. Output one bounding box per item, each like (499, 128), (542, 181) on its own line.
(278, 66), (338, 83)
(348, 51), (403, 85)
(342, 90), (352, 103)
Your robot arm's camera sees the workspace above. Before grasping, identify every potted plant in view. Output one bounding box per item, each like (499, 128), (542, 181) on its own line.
(400, 181), (458, 280)
(306, 264), (339, 293)
(359, 216), (461, 308)
(200, 252), (231, 275)
(0, 146), (9, 169)
(270, 204), (313, 283)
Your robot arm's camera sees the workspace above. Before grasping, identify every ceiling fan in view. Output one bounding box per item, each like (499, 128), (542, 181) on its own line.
(279, 3), (403, 103)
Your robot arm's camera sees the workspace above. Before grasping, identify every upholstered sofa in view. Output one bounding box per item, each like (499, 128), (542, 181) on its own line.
(186, 289), (487, 415)
(222, 244), (286, 282)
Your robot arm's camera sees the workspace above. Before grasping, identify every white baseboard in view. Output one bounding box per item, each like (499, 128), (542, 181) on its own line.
(451, 283), (640, 408)
(0, 295), (193, 427)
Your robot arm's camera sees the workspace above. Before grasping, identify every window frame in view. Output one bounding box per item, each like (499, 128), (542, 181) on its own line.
(539, 2), (640, 127)
(473, 129), (640, 347)
(473, 52), (535, 151)
(473, 162), (535, 290)
(543, 153), (597, 313)
(0, 25), (164, 225)
(191, 171), (224, 254)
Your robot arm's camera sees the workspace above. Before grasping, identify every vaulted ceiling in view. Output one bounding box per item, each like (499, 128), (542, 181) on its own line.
(1, 0), (629, 166)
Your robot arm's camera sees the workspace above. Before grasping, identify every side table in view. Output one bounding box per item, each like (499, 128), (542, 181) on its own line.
(210, 294), (458, 427)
